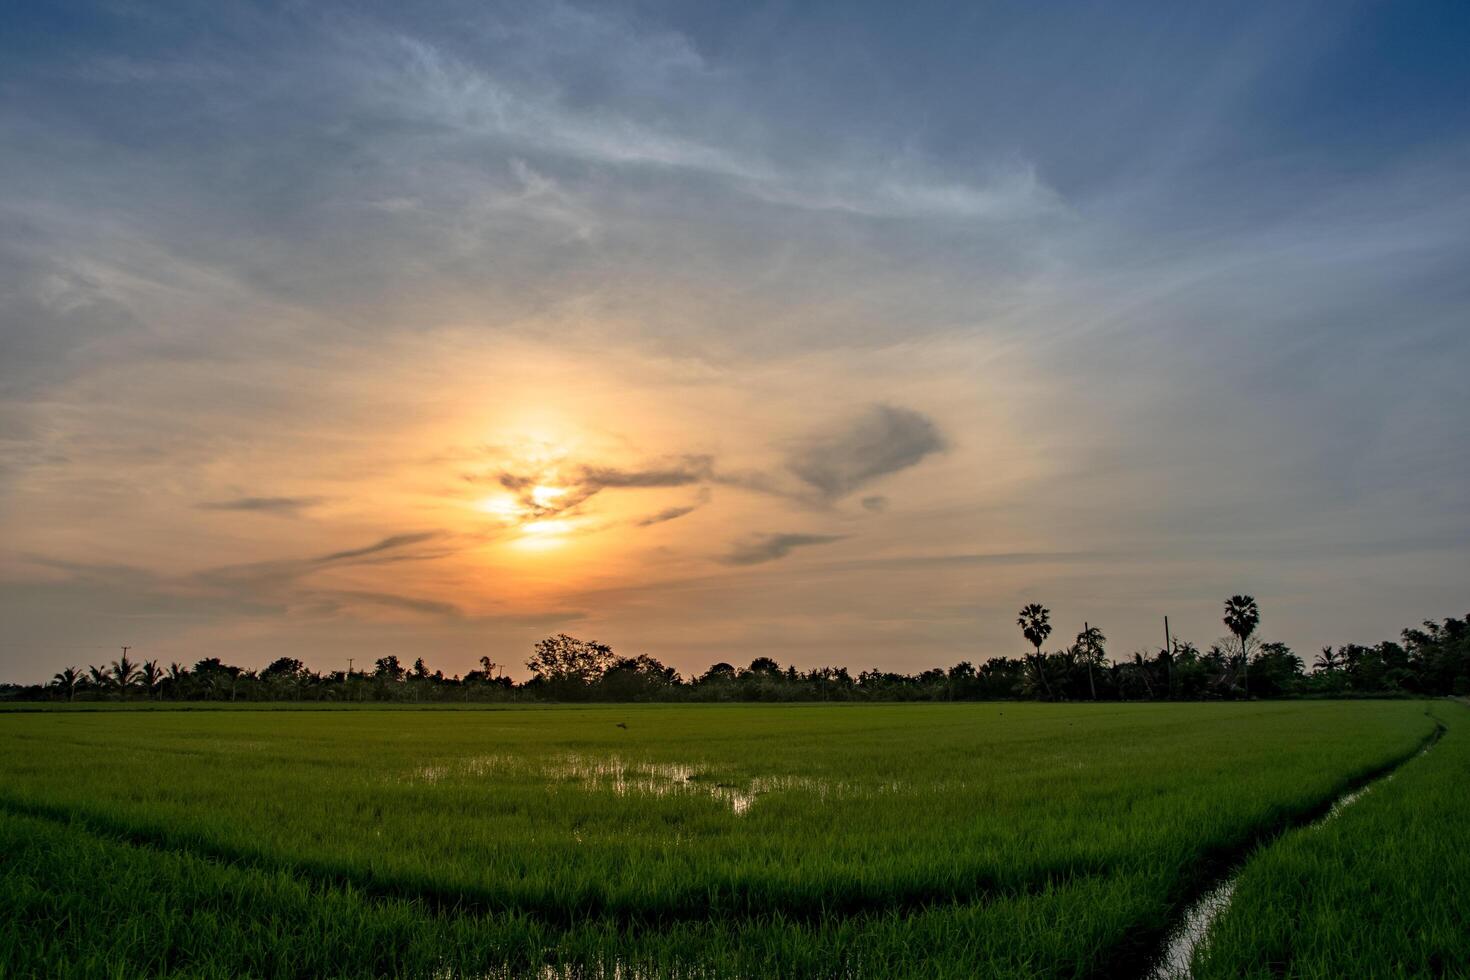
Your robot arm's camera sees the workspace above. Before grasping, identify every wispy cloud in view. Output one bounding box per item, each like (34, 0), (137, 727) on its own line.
(786, 405), (947, 504)
(301, 589), (461, 618)
(722, 532), (845, 566)
(197, 496), (326, 516)
(635, 504), (700, 527)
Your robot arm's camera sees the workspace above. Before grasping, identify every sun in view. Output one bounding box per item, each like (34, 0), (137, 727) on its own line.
(474, 481), (580, 551)
(531, 484), (568, 508)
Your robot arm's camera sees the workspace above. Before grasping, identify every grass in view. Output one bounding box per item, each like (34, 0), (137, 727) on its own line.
(0, 701), (1446, 978)
(1193, 699), (1468, 979)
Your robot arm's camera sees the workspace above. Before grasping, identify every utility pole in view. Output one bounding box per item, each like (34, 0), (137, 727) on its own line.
(1163, 617), (1173, 698)
(122, 645), (130, 659)
(347, 658), (354, 677)
(1083, 621), (1097, 701)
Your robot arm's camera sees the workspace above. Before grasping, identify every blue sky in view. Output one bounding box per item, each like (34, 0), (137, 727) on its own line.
(1, 0), (1467, 680)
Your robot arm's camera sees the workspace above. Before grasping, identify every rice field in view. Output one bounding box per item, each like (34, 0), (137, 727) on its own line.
(0, 700), (1457, 978)
(1193, 700), (1469, 978)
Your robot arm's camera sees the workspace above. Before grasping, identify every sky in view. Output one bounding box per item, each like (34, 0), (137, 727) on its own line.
(2, 0), (1468, 683)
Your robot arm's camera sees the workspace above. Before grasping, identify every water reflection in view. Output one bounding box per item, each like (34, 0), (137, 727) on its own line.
(546, 755), (851, 815)
(437, 963), (744, 980)
(1149, 769), (1395, 979)
(401, 752), (877, 815)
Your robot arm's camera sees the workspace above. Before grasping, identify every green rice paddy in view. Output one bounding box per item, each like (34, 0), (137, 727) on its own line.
(1194, 700), (1468, 978)
(0, 700), (1460, 978)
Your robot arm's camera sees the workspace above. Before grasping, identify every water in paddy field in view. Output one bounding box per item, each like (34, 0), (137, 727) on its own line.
(439, 963), (742, 979)
(404, 751), (872, 815)
(1147, 748), (1424, 980)
(544, 755), (861, 815)
(1149, 879), (1238, 980)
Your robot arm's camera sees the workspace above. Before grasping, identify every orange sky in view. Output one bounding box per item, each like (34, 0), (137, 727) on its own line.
(4, 2), (1468, 681)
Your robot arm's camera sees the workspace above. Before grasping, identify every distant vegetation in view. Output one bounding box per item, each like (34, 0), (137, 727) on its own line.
(7, 601), (1468, 704)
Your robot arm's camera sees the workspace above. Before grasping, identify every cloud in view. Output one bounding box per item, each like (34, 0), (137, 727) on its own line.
(860, 495), (888, 512)
(636, 504), (697, 527)
(376, 32), (752, 178)
(742, 164), (1065, 222)
(313, 532), (441, 566)
(302, 589), (461, 618)
(190, 532), (453, 603)
(722, 532), (845, 566)
(786, 405), (947, 503)
(579, 456), (713, 488)
(481, 455), (716, 522)
(197, 495), (326, 516)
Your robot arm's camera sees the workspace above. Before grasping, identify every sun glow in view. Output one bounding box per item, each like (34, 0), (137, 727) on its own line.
(513, 518), (578, 551)
(476, 494), (524, 518)
(531, 484), (568, 508)
(476, 484), (580, 551)
(522, 518), (575, 536)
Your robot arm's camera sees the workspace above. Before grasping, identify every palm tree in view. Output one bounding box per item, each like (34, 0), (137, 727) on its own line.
(1076, 623), (1106, 700)
(139, 660), (163, 700)
(1313, 646), (1341, 673)
(51, 666), (81, 702)
(165, 662), (187, 700)
(110, 654), (141, 700)
(1018, 603), (1053, 698)
(1223, 595), (1260, 698)
(87, 664), (110, 694)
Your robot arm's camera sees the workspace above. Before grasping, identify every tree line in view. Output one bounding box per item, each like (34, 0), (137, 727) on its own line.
(6, 598), (1468, 704)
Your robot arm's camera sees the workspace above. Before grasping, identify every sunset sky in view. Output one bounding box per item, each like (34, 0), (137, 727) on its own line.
(3, 1), (1468, 681)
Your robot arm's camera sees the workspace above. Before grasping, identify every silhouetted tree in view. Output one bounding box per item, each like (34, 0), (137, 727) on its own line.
(163, 662), (187, 700)
(51, 666), (80, 701)
(1403, 616), (1470, 695)
(526, 634), (615, 698)
(110, 654), (140, 700)
(601, 654), (680, 700)
(1223, 595), (1260, 697)
(1313, 646), (1341, 673)
(139, 659), (163, 700)
(1018, 603), (1053, 698)
(1248, 641), (1304, 696)
(1075, 623), (1106, 700)
(13, 607), (1467, 705)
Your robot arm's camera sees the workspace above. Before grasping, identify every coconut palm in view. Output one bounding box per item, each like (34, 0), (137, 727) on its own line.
(110, 653), (141, 700)
(139, 660), (163, 700)
(1223, 595), (1261, 697)
(51, 666), (81, 702)
(87, 664), (110, 693)
(1018, 603), (1053, 698)
(1313, 646), (1342, 673)
(164, 662), (187, 700)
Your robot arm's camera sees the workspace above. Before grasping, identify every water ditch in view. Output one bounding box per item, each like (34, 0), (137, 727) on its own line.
(1143, 724), (1444, 980)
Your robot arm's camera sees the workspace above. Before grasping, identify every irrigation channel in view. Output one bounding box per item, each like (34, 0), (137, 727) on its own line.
(1144, 724), (1445, 980)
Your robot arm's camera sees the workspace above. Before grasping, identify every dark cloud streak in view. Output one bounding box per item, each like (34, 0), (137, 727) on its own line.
(198, 496), (326, 516)
(787, 405), (947, 503)
(722, 532), (845, 566)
